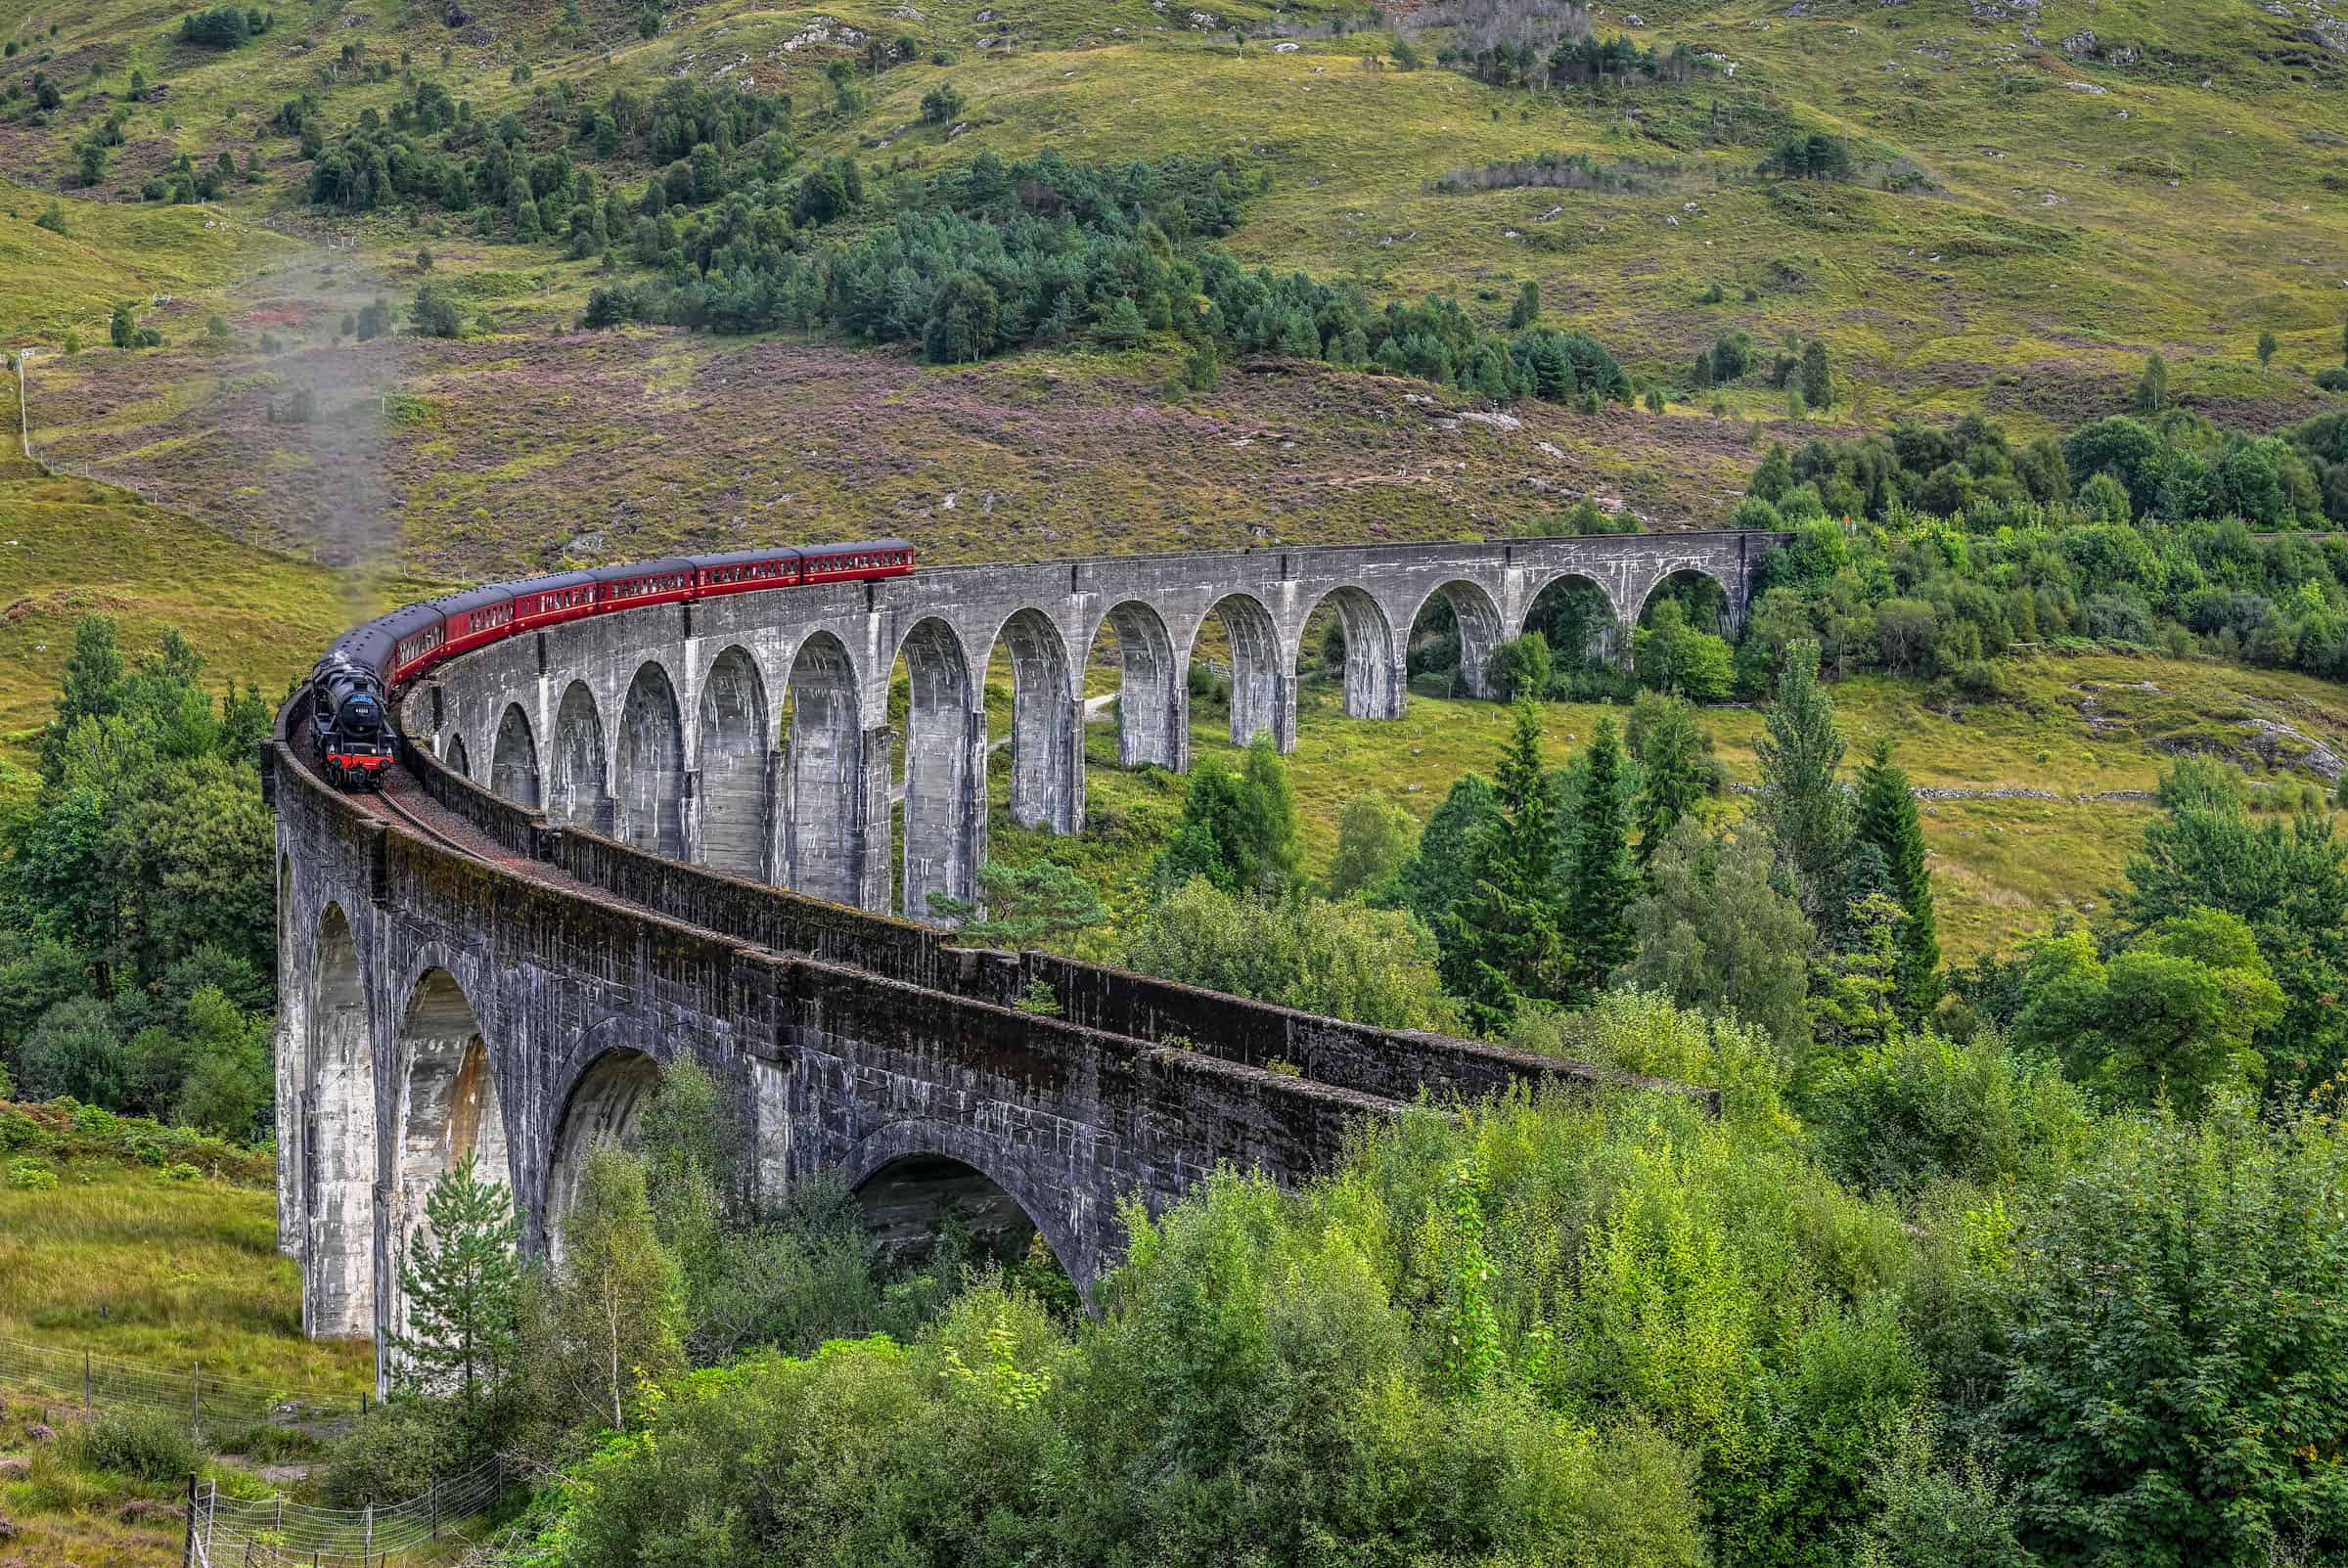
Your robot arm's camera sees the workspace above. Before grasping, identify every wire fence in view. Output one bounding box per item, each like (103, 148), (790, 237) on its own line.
(2, 1334), (517, 1562)
(188, 1458), (510, 1566)
(0, 1334), (369, 1436)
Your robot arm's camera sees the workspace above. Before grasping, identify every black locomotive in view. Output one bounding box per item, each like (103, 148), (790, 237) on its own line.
(309, 650), (394, 788)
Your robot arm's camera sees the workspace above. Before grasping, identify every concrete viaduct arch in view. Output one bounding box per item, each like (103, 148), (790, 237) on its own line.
(422, 531), (1782, 926)
(273, 533), (1751, 1382)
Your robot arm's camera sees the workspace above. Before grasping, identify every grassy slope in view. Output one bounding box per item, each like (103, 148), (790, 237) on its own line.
(979, 650), (2348, 963)
(0, 431), (400, 799)
(2, 0), (2343, 570)
(0, 1142), (372, 1568)
(0, 1155), (370, 1387)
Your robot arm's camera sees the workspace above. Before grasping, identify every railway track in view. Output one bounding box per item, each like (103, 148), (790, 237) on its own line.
(370, 777), (476, 857)
(289, 707), (482, 859)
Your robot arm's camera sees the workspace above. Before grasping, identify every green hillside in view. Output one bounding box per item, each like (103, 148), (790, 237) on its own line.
(1, 0), (2343, 569)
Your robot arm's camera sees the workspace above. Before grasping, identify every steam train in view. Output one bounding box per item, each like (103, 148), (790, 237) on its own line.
(309, 541), (917, 790)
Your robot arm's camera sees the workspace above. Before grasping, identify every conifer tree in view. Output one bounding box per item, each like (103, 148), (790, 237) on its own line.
(1399, 772), (1496, 934)
(1812, 890), (1904, 1050)
(1754, 639), (1851, 933)
(1441, 702), (1563, 1033)
(1799, 338), (1833, 410)
(387, 1155), (519, 1438)
(1151, 735), (1299, 897)
(1629, 692), (1711, 868)
(1852, 739), (1940, 1016)
(928, 859), (1108, 949)
(1560, 717), (1639, 1001)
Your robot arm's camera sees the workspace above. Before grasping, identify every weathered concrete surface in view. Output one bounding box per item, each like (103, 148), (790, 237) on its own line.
(275, 534), (1756, 1381)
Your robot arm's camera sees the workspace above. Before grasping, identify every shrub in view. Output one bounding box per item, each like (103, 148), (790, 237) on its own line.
(1987, 1094), (2348, 1564)
(1802, 1030), (2092, 1198)
(6, 1157), (57, 1190)
(919, 82), (964, 124)
(72, 1408), (201, 1481)
(410, 283), (462, 338)
(317, 1398), (468, 1506)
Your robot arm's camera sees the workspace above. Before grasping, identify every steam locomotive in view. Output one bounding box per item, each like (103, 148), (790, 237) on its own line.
(308, 541), (916, 790)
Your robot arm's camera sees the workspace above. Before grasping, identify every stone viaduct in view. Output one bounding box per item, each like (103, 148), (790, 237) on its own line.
(269, 531), (1770, 1378)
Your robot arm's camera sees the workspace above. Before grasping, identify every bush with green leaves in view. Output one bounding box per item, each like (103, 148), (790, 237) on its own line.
(1984, 1094), (2348, 1564)
(70, 1407), (203, 1481)
(1801, 1029), (2091, 1198)
(318, 1396), (470, 1506)
(1121, 876), (1460, 1033)
(7, 1155), (57, 1189)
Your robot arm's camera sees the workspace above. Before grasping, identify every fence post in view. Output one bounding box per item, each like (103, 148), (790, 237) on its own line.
(430, 1477), (439, 1540)
(83, 1349), (91, 1418)
(181, 1473), (198, 1568)
(275, 1494), (284, 1533)
(364, 1501), (374, 1566)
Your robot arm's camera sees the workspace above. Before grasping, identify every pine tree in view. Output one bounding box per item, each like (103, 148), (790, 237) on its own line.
(1754, 638), (1851, 932)
(1629, 692), (1711, 868)
(1441, 702), (1563, 1033)
(1852, 739), (1941, 1017)
(928, 859), (1107, 949)
(387, 1155), (519, 1439)
(1095, 294), (1148, 347)
(1799, 338), (1833, 411)
(1560, 716), (1639, 1000)
(1232, 733), (1302, 895)
(2257, 330), (2279, 369)
(1400, 772), (1496, 933)
(1813, 890), (1904, 1051)
(1150, 736), (1298, 897)
(39, 615), (125, 781)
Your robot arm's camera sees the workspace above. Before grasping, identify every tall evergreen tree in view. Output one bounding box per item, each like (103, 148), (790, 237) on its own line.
(1812, 890), (1904, 1051)
(1440, 702), (1563, 1034)
(1151, 736), (1299, 897)
(387, 1155), (519, 1440)
(1754, 639), (1851, 933)
(1235, 734), (1302, 896)
(39, 615), (125, 781)
(1560, 716), (1638, 1002)
(1799, 338), (1833, 411)
(1852, 739), (1941, 1017)
(1398, 772), (1496, 933)
(1628, 692), (1711, 869)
